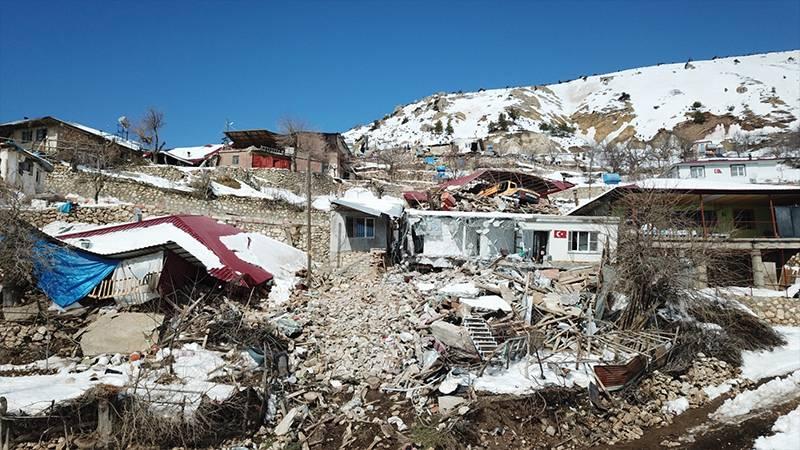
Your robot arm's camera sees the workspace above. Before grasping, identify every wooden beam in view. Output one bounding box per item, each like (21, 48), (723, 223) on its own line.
(769, 196), (780, 238)
(699, 195), (707, 238)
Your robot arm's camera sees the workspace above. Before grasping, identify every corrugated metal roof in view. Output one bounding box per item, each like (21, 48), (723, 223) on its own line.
(58, 215), (273, 287)
(439, 169), (574, 196)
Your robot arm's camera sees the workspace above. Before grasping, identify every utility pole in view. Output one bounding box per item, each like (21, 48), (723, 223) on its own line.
(305, 142), (312, 284)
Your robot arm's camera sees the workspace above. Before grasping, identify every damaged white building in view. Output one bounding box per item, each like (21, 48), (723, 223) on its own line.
(403, 209), (618, 265)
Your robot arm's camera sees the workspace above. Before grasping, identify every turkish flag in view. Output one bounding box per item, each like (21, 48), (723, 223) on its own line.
(553, 230), (567, 239)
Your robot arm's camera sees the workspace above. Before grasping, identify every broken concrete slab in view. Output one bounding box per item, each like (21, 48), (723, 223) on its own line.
(2, 302), (39, 322)
(79, 312), (163, 356)
(430, 320), (476, 353)
(275, 405), (307, 436)
(460, 295), (512, 312)
(438, 395), (467, 415)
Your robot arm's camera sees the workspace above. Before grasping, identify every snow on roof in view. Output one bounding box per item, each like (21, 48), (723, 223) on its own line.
(220, 233), (306, 303)
(406, 208), (618, 222)
(331, 188), (405, 217)
(65, 121), (143, 151)
(567, 177), (800, 215)
(56, 215), (300, 288)
(673, 157), (782, 165)
(633, 178), (800, 192)
(165, 144), (223, 162)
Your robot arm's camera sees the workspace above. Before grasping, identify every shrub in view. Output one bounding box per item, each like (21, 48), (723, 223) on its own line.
(618, 92), (631, 102)
(692, 110), (706, 124)
(506, 107), (519, 121)
(445, 119), (454, 135)
(433, 120), (444, 134)
(692, 101), (703, 109)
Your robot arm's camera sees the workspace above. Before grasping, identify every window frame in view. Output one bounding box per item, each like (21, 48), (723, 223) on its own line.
(20, 130), (33, 143)
(345, 216), (376, 239)
(689, 166), (705, 178)
(730, 164), (746, 177)
(231, 155), (240, 165)
(35, 128), (47, 141)
(568, 231), (599, 253)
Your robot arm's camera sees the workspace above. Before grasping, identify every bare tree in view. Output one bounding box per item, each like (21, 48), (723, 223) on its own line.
(0, 183), (43, 305)
(651, 137), (678, 174)
(81, 139), (123, 202)
(598, 139), (625, 174)
(376, 147), (407, 181)
(731, 131), (752, 157)
(611, 189), (741, 329)
(135, 108), (167, 163)
(770, 126), (800, 158)
(674, 134), (696, 161)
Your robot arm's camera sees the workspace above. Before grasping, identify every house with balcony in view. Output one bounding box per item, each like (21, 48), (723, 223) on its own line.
(569, 178), (800, 290)
(663, 157), (800, 184)
(0, 116), (143, 158)
(222, 129), (350, 177)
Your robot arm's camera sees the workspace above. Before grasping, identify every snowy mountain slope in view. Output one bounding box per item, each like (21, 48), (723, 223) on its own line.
(345, 50), (800, 151)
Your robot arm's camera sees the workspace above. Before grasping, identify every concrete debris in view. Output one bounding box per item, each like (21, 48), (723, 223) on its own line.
(78, 311), (163, 356)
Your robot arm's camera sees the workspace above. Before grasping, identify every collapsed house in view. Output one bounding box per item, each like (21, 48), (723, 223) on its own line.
(45, 215), (307, 306)
(571, 178), (800, 289)
(403, 209), (618, 266)
(404, 169), (574, 213)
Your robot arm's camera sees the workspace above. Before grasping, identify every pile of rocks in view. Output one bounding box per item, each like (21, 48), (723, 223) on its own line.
(287, 269), (425, 386)
(573, 354), (744, 446)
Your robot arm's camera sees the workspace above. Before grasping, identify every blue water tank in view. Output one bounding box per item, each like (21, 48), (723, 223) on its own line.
(602, 173), (621, 185)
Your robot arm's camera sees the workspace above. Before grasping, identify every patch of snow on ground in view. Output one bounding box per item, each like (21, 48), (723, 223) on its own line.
(473, 353), (594, 394)
(753, 405), (800, 450)
(663, 396), (690, 415)
(703, 382), (734, 400)
(702, 286), (795, 298)
(713, 370), (800, 422)
(741, 327), (800, 381)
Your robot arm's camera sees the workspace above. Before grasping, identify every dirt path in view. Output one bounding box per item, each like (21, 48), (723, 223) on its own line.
(591, 393), (800, 450)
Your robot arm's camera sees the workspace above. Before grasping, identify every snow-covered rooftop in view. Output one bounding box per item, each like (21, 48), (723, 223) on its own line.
(164, 144), (223, 162)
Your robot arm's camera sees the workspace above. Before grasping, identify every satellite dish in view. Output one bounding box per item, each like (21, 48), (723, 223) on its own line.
(118, 116), (130, 129)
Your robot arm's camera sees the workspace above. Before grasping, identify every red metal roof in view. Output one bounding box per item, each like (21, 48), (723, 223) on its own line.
(58, 215), (273, 287)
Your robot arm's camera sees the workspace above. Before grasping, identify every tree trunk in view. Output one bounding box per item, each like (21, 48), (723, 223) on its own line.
(1, 281), (22, 306)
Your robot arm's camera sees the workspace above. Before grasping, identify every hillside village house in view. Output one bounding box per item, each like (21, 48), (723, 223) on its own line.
(663, 157), (800, 184)
(223, 129), (350, 177)
(570, 178), (800, 290)
(0, 139), (54, 195)
(0, 116), (143, 158)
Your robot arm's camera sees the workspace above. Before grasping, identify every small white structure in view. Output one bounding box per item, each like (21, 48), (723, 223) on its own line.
(664, 157), (800, 184)
(328, 188), (405, 262)
(404, 209), (618, 265)
(0, 139), (53, 195)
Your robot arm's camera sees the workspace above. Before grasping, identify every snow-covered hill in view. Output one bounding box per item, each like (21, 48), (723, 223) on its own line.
(345, 51), (800, 152)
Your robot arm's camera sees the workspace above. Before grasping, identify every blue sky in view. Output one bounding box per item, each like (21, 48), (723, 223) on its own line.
(1, 0), (798, 147)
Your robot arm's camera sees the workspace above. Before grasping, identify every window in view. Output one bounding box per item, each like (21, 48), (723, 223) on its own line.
(35, 168), (41, 184)
(568, 231), (599, 252)
(21, 130), (32, 143)
(232, 155), (240, 165)
(734, 209), (755, 229)
(35, 128), (47, 141)
(689, 166), (705, 178)
(346, 216), (375, 239)
(730, 164), (746, 177)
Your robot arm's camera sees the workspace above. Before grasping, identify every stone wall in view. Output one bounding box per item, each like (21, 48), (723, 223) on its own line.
(739, 295), (800, 326)
(125, 164), (342, 196)
(38, 165), (333, 260)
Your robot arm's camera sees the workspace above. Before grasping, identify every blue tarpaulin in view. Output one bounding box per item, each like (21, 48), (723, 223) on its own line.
(32, 239), (119, 307)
